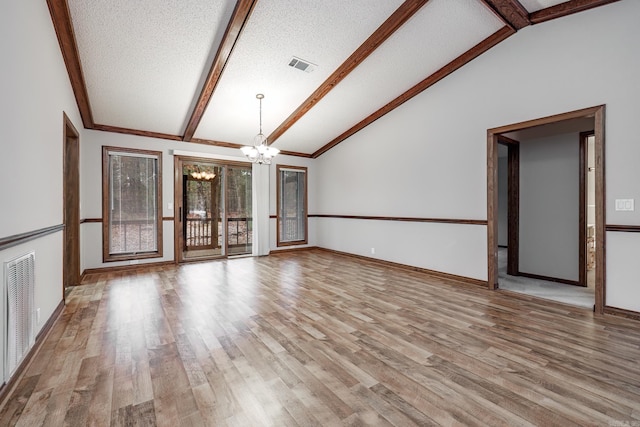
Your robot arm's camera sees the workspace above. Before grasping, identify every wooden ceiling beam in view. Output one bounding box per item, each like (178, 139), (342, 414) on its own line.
(47, 0), (94, 128)
(312, 26), (515, 158)
(480, 0), (530, 30)
(266, 0), (429, 145)
(182, 0), (258, 142)
(93, 124), (183, 142)
(530, 0), (621, 25)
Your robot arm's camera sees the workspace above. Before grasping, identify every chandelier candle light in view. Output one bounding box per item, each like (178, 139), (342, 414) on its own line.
(241, 94), (279, 164)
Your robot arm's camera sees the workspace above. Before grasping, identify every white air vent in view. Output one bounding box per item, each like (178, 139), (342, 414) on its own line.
(4, 252), (36, 381)
(288, 56), (316, 73)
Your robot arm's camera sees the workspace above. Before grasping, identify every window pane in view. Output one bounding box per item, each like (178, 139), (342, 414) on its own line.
(227, 166), (252, 255)
(279, 169), (306, 243)
(108, 152), (159, 255)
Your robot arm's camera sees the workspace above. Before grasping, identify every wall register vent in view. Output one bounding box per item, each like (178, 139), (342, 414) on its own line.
(3, 251), (36, 382)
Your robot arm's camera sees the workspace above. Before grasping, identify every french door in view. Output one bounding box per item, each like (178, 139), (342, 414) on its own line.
(174, 156), (252, 262)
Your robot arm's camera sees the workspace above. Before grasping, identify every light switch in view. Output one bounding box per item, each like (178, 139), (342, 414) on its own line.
(168, 202), (173, 210)
(615, 199), (634, 211)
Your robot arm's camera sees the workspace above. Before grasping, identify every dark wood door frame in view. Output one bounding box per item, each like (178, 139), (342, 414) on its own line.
(497, 135), (520, 277)
(487, 105), (606, 314)
(579, 131), (594, 288)
(63, 112), (80, 299)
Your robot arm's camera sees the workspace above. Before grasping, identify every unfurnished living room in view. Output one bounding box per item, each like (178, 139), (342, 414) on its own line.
(1, 0), (640, 425)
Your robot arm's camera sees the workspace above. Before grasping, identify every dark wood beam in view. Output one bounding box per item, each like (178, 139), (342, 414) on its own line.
(267, 0), (429, 145)
(530, 0), (620, 25)
(47, 0), (94, 128)
(182, 0), (258, 142)
(480, 0), (530, 30)
(93, 124), (183, 142)
(313, 26), (515, 158)
(190, 138), (312, 158)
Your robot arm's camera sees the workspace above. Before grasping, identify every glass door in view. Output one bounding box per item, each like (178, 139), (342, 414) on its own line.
(182, 162), (224, 260)
(226, 165), (252, 255)
(175, 157), (252, 262)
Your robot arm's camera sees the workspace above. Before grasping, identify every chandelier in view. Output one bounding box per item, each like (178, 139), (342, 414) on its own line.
(240, 94), (279, 164)
(191, 170), (215, 180)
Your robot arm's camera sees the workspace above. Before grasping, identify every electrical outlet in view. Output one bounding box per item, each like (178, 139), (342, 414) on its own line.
(36, 308), (40, 324)
(371, 247), (375, 255)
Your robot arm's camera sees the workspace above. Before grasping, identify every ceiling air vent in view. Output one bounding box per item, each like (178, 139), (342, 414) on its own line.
(288, 57), (316, 73)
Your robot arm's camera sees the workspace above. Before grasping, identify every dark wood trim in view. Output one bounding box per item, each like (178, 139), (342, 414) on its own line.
(594, 107), (605, 314)
(498, 136), (520, 276)
(604, 305), (640, 321)
(102, 146), (163, 263)
(162, 217), (174, 222)
(63, 112), (81, 294)
(487, 105), (606, 313)
(81, 218), (102, 223)
(318, 247), (488, 288)
(313, 26), (515, 158)
(0, 300), (64, 407)
(489, 105), (603, 134)
(487, 131), (499, 289)
(182, 0), (258, 142)
(270, 246), (319, 255)
(517, 271), (581, 287)
(190, 138), (313, 158)
(46, 0), (93, 128)
(276, 165), (309, 247)
(507, 143), (519, 276)
(0, 224), (65, 252)
(530, 0), (621, 25)
(480, 0), (530, 30)
(579, 131), (594, 287)
(268, 0), (429, 145)
(82, 261), (175, 278)
(606, 225), (640, 232)
(93, 124), (182, 142)
(313, 214), (487, 226)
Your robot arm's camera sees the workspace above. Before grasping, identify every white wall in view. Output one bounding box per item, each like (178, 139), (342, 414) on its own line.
(0, 2), (84, 333)
(519, 133), (579, 282)
(315, 0), (640, 313)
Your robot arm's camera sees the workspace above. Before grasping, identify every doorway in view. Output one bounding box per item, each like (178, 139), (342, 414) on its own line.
(174, 156), (252, 263)
(487, 105), (606, 313)
(62, 113), (80, 299)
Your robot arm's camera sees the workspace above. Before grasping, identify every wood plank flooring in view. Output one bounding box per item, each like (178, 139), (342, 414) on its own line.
(1, 248), (639, 426)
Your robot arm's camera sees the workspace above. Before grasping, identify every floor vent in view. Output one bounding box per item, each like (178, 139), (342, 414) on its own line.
(4, 252), (36, 381)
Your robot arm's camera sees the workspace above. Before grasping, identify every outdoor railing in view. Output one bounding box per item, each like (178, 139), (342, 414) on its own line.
(185, 216), (252, 250)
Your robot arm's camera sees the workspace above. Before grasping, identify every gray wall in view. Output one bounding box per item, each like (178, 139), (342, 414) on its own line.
(519, 133), (579, 281)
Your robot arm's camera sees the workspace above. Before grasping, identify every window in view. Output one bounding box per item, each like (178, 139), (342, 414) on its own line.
(102, 146), (162, 262)
(277, 165), (307, 246)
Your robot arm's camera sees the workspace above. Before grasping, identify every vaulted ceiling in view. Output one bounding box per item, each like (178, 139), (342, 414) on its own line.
(47, 0), (618, 158)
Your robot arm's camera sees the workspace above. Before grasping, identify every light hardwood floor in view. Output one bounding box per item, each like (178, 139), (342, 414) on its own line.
(1, 249), (639, 426)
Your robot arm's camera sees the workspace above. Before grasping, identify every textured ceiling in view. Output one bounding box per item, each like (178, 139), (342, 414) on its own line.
(275, 0), (504, 153)
(192, 0), (404, 145)
(68, 0), (236, 135)
(518, 0), (568, 12)
(57, 0), (618, 157)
